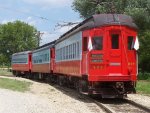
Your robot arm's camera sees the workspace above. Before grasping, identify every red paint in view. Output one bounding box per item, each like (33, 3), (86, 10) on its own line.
(52, 25), (137, 83)
(81, 26), (137, 82)
(31, 48), (55, 73)
(31, 63), (50, 73)
(12, 64), (30, 72)
(54, 60), (81, 76)
(12, 52), (32, 72)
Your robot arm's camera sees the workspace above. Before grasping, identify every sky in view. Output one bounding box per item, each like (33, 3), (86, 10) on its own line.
(0, 0), (81, 45)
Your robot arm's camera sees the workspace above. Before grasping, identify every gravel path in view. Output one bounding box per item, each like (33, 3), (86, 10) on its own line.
(0, 76), (104, 113)
(0, 89), (55, 113)
(1, 76), (150, 113)
(128, 94), (150, 109)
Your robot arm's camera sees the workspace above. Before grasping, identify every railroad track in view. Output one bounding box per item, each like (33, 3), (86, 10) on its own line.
(94, 98), (150, 113)
(2, 76), (149, 113)
(48, 84), (150, 113)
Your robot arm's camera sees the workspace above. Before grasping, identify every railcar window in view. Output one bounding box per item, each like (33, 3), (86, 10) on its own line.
(56, 40), (81, 62)
(70, 45), (72, 59)
(64, 47), (67, 60)
(59, 48), (62, 60)
(63, 47), (65, 60)
(92, 36), (103, 50)
(57, 49), (59, 61)
(66, 46), (68, 59)
(69, 46), (70, 59)
(111, 34), (119, 49)
(73, 43), (75, 58)
(128, 36), (134, 50)
(83, 37), (88, 51)
(71, 44), (73, 59)
(77, 42), (79, 58)
(75, 42), (77, 58)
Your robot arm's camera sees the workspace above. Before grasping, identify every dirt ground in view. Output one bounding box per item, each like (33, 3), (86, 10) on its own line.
(0, 76), (104, 113)
(1, 76), (150, 113)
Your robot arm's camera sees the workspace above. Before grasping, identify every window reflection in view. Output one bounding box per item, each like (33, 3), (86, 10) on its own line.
(111, 34), (119, 49)
(128, 36), (134, 50)
(92, 36), (103, 50)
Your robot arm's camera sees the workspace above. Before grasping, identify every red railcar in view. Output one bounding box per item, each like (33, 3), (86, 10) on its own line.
(11, 14), (138, 98)
(31, 41), (55, 79)
(12, 51), (32, 76)
(54, 14), (138, 97)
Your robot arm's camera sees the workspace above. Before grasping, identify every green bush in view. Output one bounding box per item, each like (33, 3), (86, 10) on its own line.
(138, 72), (150, 80)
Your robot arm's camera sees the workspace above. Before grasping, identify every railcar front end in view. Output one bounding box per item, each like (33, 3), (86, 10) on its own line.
(11, 51), (32, 77)
(53, 14), (138, 98)
(82, 26), (137, 98)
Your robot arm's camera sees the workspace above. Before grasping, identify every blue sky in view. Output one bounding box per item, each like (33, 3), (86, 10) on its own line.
(0, 0), (81, 45)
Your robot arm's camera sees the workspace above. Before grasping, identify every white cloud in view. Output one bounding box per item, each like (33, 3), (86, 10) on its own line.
(1, 19), (14, 24)
(0, 17), (37, 26)
(57, 25), (74, 33)
(27, 16), (32, 21)
(25, 16), (36, 26)
(40, 31), (59, 46)
(40, 24), (76, 45)
(23, 0), (73, 8)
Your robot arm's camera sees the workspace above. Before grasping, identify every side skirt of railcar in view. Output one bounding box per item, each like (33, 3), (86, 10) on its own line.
(46, 73), (136, 98)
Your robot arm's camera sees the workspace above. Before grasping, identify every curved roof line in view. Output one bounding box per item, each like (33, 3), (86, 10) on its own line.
(32, 40), (56, 53)
(56, 14), (137, 43)
(12, 51), (31, 56)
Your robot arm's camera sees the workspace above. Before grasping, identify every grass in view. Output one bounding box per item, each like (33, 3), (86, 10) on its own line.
(0, 69), (12, 76)
(0, 78), (32, 92)
(138, 72), (150, 80)
(0, 68), (150, 95)
(136, 80), (150, 96)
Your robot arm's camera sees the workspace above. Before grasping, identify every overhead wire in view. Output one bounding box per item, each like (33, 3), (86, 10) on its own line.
(0, 6), (50, 21)
(0, 5), (81, 46)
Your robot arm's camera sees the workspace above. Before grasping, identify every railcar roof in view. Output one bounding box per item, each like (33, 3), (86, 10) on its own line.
(56, 14), (137, 43)
(12, 51), (31, 56)
(32, 40), (56, 53)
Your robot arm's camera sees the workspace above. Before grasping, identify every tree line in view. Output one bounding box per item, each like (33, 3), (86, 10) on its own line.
(73, 0), (150, 73)
(0, 21), (38, 66)
(0, 0), (149, 73)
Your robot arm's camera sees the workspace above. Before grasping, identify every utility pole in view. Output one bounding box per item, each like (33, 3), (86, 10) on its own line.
(36, 31), (44, 47)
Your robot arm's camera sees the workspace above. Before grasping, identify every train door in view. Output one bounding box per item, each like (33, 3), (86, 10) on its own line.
(108, 30), (122, 74)
(29, 53), (32, 71)
(125, 30), (137, 80)
(82, 36), (88, 74)
(50, 48), (55, 72)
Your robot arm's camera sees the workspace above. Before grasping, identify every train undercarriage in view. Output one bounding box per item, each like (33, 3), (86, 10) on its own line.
(12, 70), (136, 98)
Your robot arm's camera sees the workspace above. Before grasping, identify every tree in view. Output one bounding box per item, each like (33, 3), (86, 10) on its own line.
(72, 0), (150, 73)
(0, 20), (38, 65)
(138, 31), (150, 73)
(73, 0), (150, 19)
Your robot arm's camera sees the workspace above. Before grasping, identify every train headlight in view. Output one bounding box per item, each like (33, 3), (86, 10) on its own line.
(116, 82), (124, 88)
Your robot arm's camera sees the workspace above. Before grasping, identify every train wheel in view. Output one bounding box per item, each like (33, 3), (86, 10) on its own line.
(57, 75), (67, 86)
(78, 80), (88, 94)
(12, 71), (16, 76)
(57, 76), (62, 86)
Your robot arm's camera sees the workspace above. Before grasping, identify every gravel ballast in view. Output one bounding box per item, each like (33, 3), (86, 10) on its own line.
(128, 94), (150, 109)
(0, 89), (56, 113)
(0, 76), (104, 113)
(1, 76), (150, 113)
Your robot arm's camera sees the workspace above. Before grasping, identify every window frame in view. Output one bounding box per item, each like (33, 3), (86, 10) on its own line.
(92, 36), (103, 50)
(127, 36), (134, 50)
(111, 34), (120, 49)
